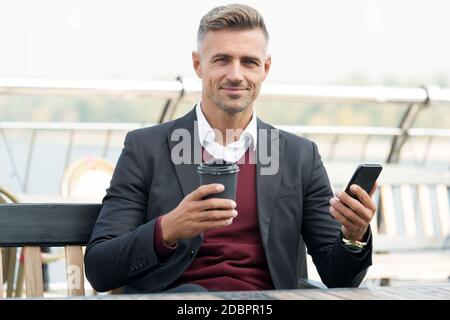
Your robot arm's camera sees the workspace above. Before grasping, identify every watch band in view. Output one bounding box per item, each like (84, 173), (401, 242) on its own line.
(342, 238), (366, 254)
(342, 238), (367, 250)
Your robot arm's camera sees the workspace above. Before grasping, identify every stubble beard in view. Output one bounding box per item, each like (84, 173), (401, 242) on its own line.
(209, 90), (253, 115)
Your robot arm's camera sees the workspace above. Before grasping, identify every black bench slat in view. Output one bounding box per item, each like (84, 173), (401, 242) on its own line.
(0, 204), (101, 247)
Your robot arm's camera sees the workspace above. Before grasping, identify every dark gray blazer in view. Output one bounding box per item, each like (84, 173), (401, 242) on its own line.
(84, 108), (372, 293)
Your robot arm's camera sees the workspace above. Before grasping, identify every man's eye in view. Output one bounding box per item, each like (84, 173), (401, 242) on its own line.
(214, 58), (228, 63)
(243, 60), (259, 66)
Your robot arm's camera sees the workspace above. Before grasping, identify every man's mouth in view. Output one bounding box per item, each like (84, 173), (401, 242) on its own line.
(220, 87), (247, 92)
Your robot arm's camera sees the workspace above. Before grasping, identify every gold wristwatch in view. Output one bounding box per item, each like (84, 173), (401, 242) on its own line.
(342, 238), (367, 251)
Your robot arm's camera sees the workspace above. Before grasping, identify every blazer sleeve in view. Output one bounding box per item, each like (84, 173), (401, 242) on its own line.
(301, 141), (373, 288)
(84, 131), (164, 292)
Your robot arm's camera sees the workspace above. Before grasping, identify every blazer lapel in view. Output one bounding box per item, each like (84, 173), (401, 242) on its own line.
(166, 111), (284, 248)
(256, 119), (284, 249)
(166, 108), (201, 197)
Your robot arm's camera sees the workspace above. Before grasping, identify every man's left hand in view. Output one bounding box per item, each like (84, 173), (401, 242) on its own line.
(329, 183), (377, 241)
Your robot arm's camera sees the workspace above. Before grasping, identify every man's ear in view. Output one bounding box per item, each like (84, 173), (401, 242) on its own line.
(263, 54), (271, 81)
(192, 51), (202, 79)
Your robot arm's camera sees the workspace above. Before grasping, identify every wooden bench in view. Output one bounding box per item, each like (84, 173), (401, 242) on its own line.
(0, 187), (20, 298)
(1, 203), (324, 297)
(314, 163), (450, 284)
(377, 166), (449, 250)
(0, 204), (101, 298)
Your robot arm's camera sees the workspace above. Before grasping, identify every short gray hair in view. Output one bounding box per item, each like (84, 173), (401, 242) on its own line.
(197, 4), (269, 49)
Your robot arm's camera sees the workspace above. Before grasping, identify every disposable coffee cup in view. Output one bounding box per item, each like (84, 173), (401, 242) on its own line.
(197, 159), (239, 201)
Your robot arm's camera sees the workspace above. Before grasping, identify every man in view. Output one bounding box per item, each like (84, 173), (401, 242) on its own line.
(85, 4), (376, 293)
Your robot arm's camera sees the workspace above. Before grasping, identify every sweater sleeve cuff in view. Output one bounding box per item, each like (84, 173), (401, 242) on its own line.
(154, 216), (177, 260)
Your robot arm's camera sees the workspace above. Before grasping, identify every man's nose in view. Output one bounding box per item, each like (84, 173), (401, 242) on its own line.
(226, 61), (244, 83)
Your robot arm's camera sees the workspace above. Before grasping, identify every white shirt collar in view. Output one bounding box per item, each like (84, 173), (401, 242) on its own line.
(195, 102), (257, 151)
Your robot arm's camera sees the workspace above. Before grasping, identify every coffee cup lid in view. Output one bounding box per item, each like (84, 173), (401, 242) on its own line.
(197, 159), (239, 175)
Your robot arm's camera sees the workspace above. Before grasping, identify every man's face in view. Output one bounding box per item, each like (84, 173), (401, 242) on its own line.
(193, 29), (271, 115)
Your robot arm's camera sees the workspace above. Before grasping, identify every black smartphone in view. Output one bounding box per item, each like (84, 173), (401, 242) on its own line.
(344, 164), (383, 200)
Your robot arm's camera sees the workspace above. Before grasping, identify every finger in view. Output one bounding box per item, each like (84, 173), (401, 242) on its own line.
(186, 184), (224, 201)
(198, 209), (238, 222)
(330, 197), (367, 228)
(199, 217), (234, 231)
(196, 198), (237, 211)
(336, 191), (373, 222)
(349, 185), (377, 213)
(329, 206), (358, 230)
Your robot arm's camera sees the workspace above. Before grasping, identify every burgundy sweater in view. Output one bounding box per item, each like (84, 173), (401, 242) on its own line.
(154, 150), (274, 291)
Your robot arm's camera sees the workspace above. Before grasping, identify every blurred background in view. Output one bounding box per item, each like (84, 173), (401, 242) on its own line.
(0, 0), (449, 296)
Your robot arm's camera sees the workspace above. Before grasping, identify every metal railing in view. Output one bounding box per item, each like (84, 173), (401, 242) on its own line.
(1, 78), (449, 193)
(1, 78), (450, 104)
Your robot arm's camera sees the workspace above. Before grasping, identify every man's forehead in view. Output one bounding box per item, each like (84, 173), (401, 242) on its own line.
(200, 29), (267, 57)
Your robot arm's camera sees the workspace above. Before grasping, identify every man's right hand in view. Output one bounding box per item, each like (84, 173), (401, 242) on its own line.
(160, 184), (237, 246)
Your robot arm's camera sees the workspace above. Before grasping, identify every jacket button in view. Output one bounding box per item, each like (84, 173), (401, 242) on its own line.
(190, 250), (195, 258)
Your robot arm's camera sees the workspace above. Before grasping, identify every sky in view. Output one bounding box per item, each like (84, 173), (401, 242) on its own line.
(0, 0), (449, 85)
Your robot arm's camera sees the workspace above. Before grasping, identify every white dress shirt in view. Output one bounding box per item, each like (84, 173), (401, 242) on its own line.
(195, 103), (257, 163)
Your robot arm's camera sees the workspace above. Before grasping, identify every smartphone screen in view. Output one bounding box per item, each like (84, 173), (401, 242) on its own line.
(344, 164), (382, 199)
